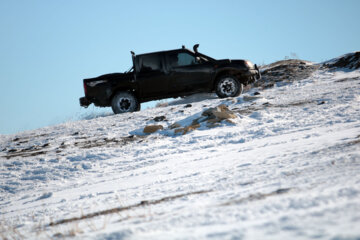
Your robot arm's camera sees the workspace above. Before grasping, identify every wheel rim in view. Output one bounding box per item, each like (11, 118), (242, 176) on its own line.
(219, 78), (237, 96)
(119, 98), (132, 111)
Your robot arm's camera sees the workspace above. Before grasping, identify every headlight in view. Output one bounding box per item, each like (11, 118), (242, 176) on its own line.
(245, 60), (254, 69)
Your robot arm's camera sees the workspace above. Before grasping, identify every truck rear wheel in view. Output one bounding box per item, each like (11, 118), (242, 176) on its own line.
(111, 91), (140, 114)
(215, 75), (243, 98)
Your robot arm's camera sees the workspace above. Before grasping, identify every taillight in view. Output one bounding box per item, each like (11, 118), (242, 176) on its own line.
(83, 82), (87, 95)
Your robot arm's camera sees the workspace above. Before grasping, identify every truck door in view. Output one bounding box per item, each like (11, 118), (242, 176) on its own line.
(166, 51), (213, 94)
(136, 53), (169, 98)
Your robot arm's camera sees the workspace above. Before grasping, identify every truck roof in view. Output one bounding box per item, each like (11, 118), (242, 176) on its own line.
(135, 48), (195, 57)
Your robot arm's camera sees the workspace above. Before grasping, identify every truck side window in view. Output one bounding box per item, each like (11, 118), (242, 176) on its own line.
(139, 54), (162, 72)
(168, 52), (197, 67)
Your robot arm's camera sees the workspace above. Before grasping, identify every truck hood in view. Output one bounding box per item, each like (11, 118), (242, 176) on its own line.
(215, 59), (252, 69)
(84, 73), (127, 82)
(216, 59), (248, 65)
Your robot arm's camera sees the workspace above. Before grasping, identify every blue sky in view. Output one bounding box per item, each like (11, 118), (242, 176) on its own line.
(1, 0), (359, 135)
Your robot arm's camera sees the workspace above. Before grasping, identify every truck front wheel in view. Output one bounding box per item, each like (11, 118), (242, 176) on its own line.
(215, 75), (243, 98)
(111, 91), (140, 114)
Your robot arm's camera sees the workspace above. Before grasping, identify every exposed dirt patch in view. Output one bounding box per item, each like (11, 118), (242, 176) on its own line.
(3, 135), (146, 159)
(48, 189), (211, 227)
(12, 133), (49, 143)
(221, 188), (291, 206)
(310, 136), (360, 157)
(347, 135), (360, 146)
(233, 100), (322, 116)
(335, 77), (360, 83)
(4, 143), (51, 159)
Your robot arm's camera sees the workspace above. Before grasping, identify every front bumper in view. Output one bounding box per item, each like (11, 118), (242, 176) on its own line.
(254, 64), (261, 80)
(244, 65), (261, 85)
(79, 97), (91, 108)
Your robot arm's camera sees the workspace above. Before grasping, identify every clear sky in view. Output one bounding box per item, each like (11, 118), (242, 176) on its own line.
(1, 0), (359, 135)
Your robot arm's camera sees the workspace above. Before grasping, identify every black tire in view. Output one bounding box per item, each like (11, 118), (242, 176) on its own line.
(215, 75), (243, 98)
(111, 91), (140, 114)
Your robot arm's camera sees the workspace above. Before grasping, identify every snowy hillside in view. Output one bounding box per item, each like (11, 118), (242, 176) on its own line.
(1, 53), (360, 239)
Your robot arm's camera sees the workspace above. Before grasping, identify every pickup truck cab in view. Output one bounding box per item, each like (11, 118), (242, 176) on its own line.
(80, 44), (260, 114)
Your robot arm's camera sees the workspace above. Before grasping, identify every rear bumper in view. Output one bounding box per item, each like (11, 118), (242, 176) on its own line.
(79, 97), (91, 108)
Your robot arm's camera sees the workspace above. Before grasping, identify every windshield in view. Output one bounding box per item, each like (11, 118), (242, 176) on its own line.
(198, 52), (216, 62)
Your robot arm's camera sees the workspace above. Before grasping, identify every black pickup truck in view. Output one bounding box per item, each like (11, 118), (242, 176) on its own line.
(80, 44), (260, 114)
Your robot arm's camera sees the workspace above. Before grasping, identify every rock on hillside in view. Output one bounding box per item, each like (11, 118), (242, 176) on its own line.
(254, 52), (360, 91)
(322, 51), (360, 70)
(255, 59), (318, 89)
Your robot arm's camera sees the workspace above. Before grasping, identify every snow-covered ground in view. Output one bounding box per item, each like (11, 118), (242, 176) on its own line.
(1, 63), (360, 239)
